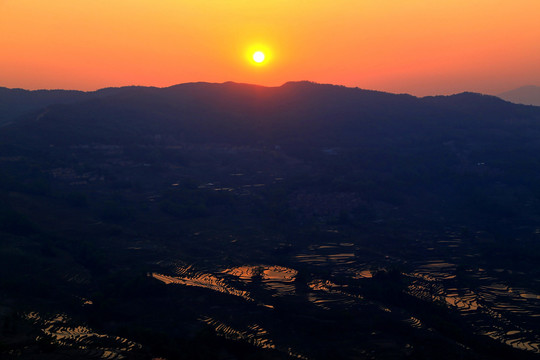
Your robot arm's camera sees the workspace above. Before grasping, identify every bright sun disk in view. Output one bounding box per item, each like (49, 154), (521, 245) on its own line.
(253, 51), (265, 63)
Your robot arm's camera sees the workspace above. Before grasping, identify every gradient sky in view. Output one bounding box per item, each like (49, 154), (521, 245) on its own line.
(1, 0), (539, 96)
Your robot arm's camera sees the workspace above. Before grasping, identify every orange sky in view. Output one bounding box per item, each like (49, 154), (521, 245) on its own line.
(1, 0), (539, 96)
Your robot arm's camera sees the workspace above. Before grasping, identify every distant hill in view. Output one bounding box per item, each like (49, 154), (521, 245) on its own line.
(498, 85), (540, 106)
(3, 81), (540, 211)
(0, 87), (84, 125)
(0, 85), (152, 125)
(2, 81), (536, 147)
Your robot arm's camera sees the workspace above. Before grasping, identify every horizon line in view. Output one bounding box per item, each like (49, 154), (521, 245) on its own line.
(2, 80), (530, 98)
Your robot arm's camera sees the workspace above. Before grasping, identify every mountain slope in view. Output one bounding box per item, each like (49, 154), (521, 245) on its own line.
(3, 81), (538, 147)
(3, 81), (540, 232)
(0, 85), (155, 126)
(2, 82), (540, 359)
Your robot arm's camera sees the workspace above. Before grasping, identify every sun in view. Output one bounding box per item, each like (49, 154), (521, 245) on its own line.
(246, 44), (272, 66)
(253, 51), (265, 63)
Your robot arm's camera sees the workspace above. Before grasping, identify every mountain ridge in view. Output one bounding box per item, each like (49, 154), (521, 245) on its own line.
(2, 81), (539, 146)
(4, 81), (530, 127)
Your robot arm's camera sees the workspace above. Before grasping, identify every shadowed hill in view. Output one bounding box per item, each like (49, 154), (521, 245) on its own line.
(4, 81), (540, 213)
(0, 87), (86, 125)
(0, 85), (156, 126)
(2, 81), (540, 359)
(2, 81), (539, 149)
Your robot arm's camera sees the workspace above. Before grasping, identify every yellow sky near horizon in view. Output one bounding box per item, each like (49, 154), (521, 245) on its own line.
(1, 0), (539, 95)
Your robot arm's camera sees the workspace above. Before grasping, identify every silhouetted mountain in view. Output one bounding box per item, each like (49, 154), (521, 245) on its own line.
(2, 82), (540, 359)
(0, 87), (83, 125)
(4, 81), (540, 235)
(2, 81), (538, 147)
(498, 85), (540, 106)
(0, 85), (154, 125)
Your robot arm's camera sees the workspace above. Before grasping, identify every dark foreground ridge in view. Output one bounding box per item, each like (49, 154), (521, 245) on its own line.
(1, 81), (540, 359)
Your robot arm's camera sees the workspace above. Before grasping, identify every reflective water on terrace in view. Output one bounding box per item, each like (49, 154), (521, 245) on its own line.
(407, 252), (540, 354)
(149, 236), (540, 355)
(201, 317), (276, 350)
(24, 312), (141, 359)
(307, 279), (359, 310)
(295, 243), (358, 268)
(200, 313), (310, 358)
(354, 270), (374, 279)
(296, 237), (540, 354)
(223, 265), (298, 296)
(413, 260), (457, 280)
(151, 267), (253, 301)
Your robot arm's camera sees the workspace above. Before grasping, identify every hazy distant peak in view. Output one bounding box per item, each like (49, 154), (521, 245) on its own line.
(281, 80), (320, 87)
(451, 92), (506, 101)
(423, 91), (512, 106)
(504, 85), (539, 91)
(165, 81), (267, 92)
(424, 91), (484, 99)
(279, 81), (352, 91)
(498, 85), (540, 106)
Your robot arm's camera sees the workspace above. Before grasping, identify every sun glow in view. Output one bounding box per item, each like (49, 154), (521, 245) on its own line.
(246, 44), (272, 67)
(253, 51), (265, 63)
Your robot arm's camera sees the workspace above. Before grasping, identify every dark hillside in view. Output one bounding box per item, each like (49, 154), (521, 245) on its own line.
(0, 85), (155, 126)
(1, 82), (540, 359)
(4, 81), (539, 146)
